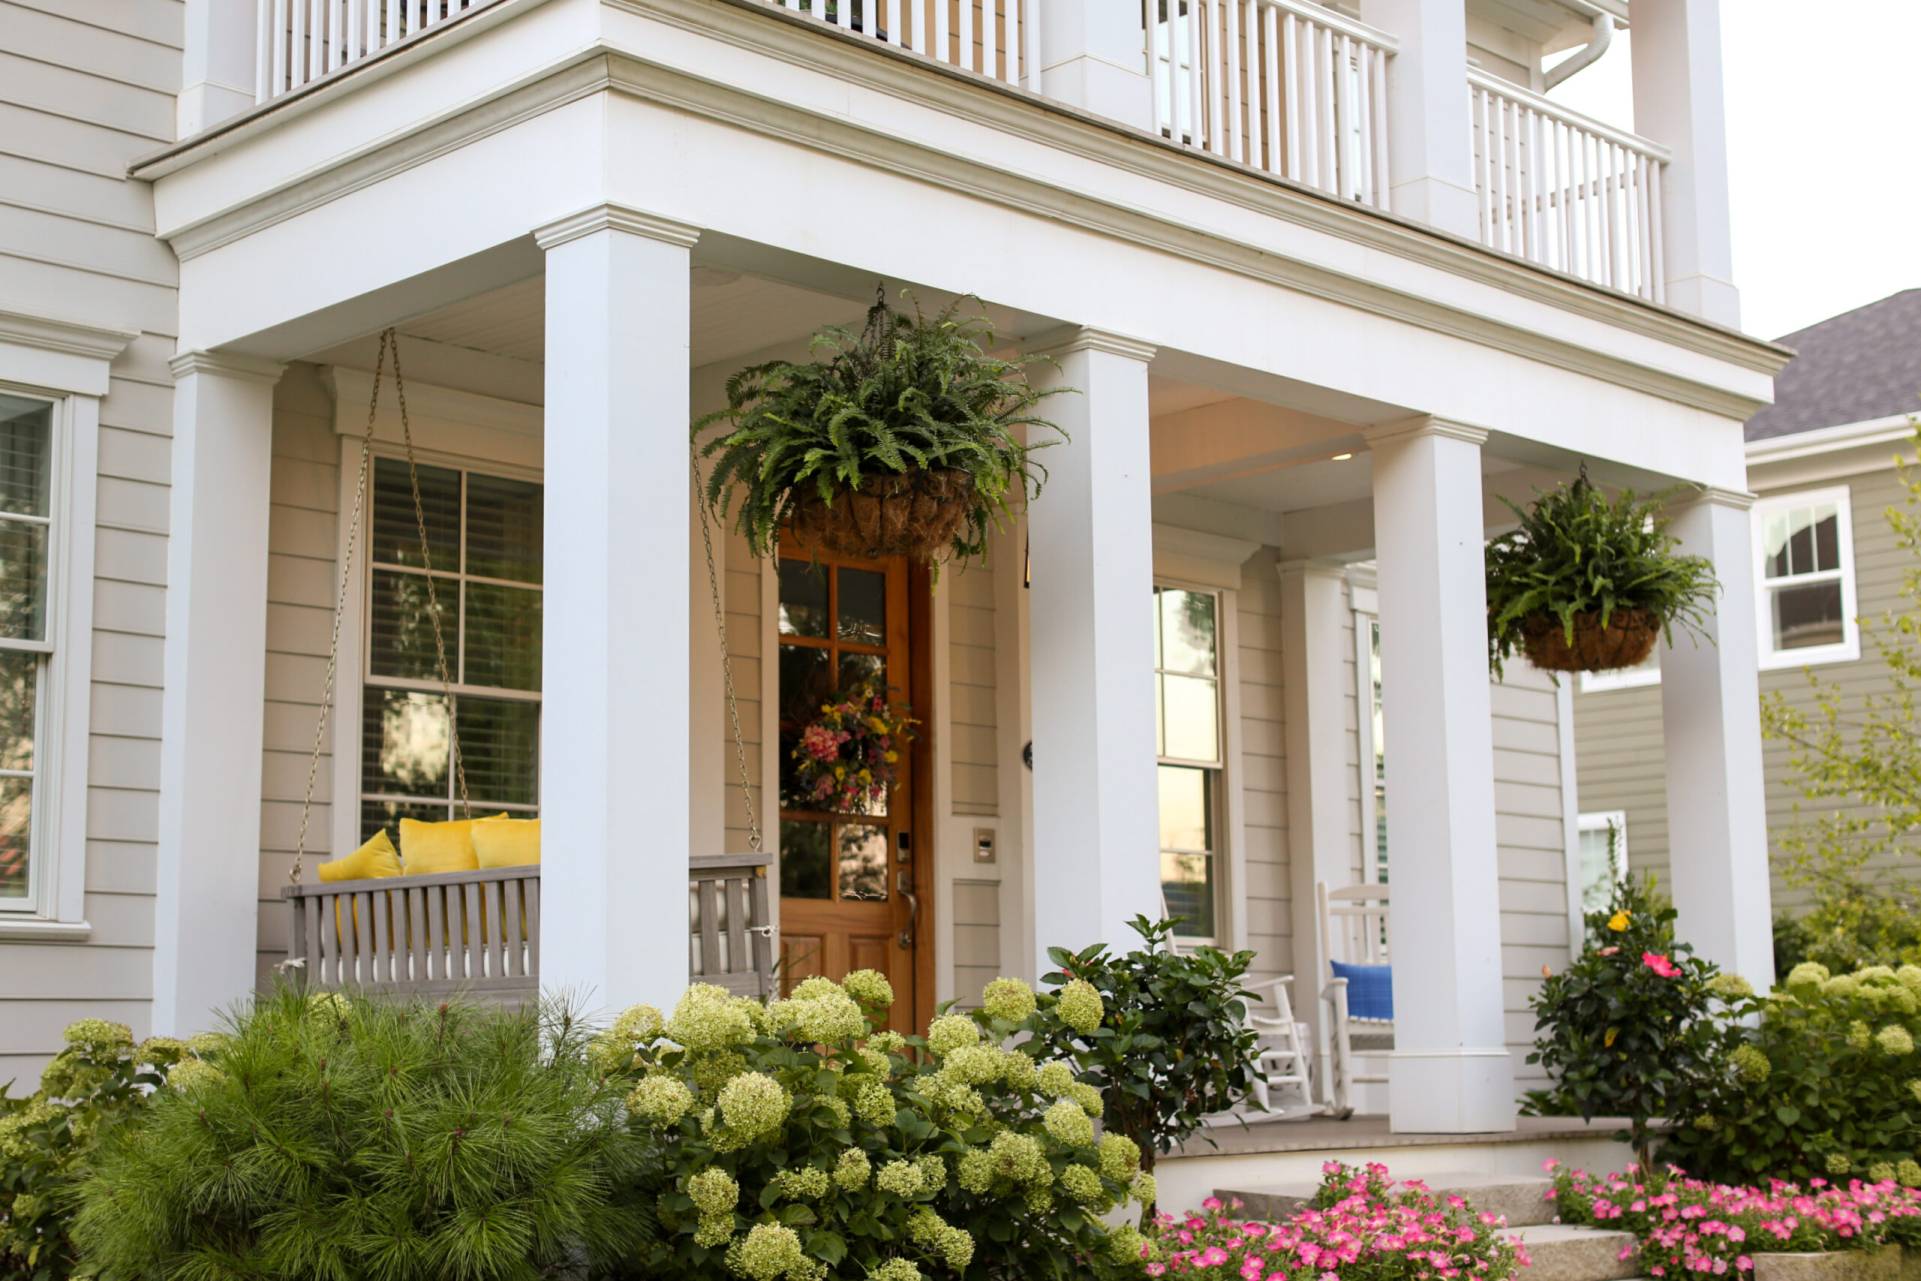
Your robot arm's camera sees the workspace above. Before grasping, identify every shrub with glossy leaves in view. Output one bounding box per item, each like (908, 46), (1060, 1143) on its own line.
(598, 972), (1149, 1281)
(72, 990), (650, 1281)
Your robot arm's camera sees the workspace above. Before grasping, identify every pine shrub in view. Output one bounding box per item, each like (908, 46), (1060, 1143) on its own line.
(72, 990), (650, 1281)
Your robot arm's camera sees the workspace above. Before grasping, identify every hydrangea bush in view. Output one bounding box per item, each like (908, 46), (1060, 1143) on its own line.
(598, 972), (1153, 1281)
(1546, 1163), (1921, 1277)
(1143, 1162), (1531, 1281)
(1661, 962), (1921, 1182)
(0, 1020), (201, 1281)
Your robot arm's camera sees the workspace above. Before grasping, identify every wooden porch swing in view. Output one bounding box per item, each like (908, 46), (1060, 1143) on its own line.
(280, 329), (775, 1004)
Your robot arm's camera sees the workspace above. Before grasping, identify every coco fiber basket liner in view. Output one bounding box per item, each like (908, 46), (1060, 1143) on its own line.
(1520, 607), (1661, 673)
(784, 467), (975, 560)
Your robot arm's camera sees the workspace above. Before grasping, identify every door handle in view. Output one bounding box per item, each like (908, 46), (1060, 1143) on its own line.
(896, 870), (918, 950)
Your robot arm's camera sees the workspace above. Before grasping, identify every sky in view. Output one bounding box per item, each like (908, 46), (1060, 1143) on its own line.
(1547, 0), (1921, 343)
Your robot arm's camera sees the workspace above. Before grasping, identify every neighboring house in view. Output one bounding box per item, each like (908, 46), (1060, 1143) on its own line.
(0, 0), (1787, 1138)
(1574, 289), (1921, 915)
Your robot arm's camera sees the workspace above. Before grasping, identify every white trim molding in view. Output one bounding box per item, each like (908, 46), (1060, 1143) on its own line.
(1364, 415), (1491, 450)
(533, 203), (703, 251)
(1752, 484), (1861, 671)
(0, 311), (137, 397)
(1152, 524), (1260, 592)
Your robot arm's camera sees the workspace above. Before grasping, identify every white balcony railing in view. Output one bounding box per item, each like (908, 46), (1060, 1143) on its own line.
(773, 0), (1037, 89)
(255, 0), (497, 100)
(1150, 0), (1395, 209)
(1469, 68), (1670, 302)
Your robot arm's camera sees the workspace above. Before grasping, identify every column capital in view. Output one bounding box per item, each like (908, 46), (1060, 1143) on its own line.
(1276, 557), (1350, 583)
(1363, 415), (1488, 449)
(1028, 326), (1157, 364)
(1679, 484), (1757, 512)
(534, 204), (702, 252)
(169, 350), (285, 385)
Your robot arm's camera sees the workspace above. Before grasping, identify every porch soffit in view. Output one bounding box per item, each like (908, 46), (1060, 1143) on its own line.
(134, 0), (1785, 422)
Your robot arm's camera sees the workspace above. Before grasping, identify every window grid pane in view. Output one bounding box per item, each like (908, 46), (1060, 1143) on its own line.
(364, 459), (542, 842)
(1154, 584), (1225, 942)
(0, 394), (52, 911)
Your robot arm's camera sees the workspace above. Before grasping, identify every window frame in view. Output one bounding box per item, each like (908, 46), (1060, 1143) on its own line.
(332, 437), (545, 856)
(0, 381), (95, 935)
(1752, 485), (1860, 670)
(1152, 579), (1228, 946)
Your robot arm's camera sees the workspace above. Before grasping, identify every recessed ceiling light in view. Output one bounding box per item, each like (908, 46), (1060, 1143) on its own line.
(1331, 452), (1354, 462)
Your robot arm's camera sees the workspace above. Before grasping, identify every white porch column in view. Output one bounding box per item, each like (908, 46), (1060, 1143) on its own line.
(1366, 417), (1514, 1133)
(1631, 0), (1740, 327)
(1026, 329), (1161, 966)
(1037, 2), (1156, 132)
(1659, 488), (1774, 986)
(179, 0), (258, 136)
(1278, 560), (1354, 1082)
(1357, 0), (1478, 237)
(536, 205), (698, 1016)
(153, 351), (281, 1035)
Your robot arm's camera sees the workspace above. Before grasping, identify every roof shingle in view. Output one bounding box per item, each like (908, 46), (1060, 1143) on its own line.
(1746, 289), (1921, 441)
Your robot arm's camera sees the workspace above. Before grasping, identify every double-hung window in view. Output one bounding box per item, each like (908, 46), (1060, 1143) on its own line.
(1755, 487), (1858, 668)
(360, 456), (543, 838)
(1575, 811), (1629, 913)
(0, 393), (55, 914)
(1153, 584), (1223, 942)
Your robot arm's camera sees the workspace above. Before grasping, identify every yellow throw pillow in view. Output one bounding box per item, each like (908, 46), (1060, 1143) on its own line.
(315, 831), (400, 953)
(473, 817), (540, 868)
(316, 830), (401, 882)
(397, 815), (504, 875)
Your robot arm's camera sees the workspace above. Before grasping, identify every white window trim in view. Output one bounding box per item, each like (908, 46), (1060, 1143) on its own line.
(0, 309), (125, 939)
(1576, 810), (1630, 898)
(1579, 658), (1661, 693)
(326, 369), (543, 863)
(1753, 485), (1860, 670)
(1152, 576), (1238, 950)
(1349, 570), (1385, 887)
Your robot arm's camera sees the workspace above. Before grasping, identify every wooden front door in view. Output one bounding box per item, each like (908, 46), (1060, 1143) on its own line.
(775, 549), (929, 1032)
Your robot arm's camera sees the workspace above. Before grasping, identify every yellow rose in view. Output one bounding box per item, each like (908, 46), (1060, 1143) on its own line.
(883, 751), (898, 763)
(1607, 911), (1631, 933)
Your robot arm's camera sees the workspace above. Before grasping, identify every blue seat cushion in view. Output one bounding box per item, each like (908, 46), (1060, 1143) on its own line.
(1330, 960), (1394, 1021)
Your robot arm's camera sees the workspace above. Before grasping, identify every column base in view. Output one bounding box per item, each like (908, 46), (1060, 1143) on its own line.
(1387, 1048), (1517, 1134)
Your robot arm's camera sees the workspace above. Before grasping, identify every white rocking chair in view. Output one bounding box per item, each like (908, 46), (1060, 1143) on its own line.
(1318, 881), (1394, 1118)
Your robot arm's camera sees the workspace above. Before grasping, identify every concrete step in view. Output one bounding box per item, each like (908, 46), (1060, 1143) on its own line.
(1511, 1224), (1641, 1281)
(1215, 1171), (1560, 1228)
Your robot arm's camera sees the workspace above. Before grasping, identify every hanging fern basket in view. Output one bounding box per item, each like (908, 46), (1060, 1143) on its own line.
(783, 467), (976, 561)
(1518, 607), (1661, 673)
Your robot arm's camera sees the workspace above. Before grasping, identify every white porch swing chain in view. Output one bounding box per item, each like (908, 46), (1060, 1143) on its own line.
(693, 451), (763, 854)
(289, 328), (470, 884)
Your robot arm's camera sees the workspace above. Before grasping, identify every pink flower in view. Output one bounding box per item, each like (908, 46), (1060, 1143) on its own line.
(1643, 951), (1682, 978)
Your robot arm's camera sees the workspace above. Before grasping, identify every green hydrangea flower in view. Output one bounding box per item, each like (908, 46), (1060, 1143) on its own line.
(1000, 1051), (1037, 1091)
(1826, 1152), (1854, 1176)
(916, 1154), (947, 1195)
(773, 1166), (831, 1201)
(868, 1030), (908, 1055)
(732, 1223), (807, 1281)
(1132, 1171), (1157, 1206)
(789, 976), (844, 1001)
(1059, 1163), (1104, 1204)
(1036, 1061), (1075, 1098)
(834, 1147), (871, 1192)
(1043, 1098), (1094, 1147)
(925, 1015), (979, 1058)
(717, 1072), (791, 1144)
(669, 984), (760, 1052)
(1707, 974), (1753, 1000)
(1108, 1224), (1148, 1265)
(906, 1208), (974, 1269)
(988, 1131), (1047, 1185)
(137, 1035), (191, 1066)
(876, 1159), (924, 1198)
(690, 1168), (740, 1216)
(587, 1031), (638, 1077)
(1056, 980), (1105, 1035)
(854, 1080), (896, 1128)
(169, 1057), (225, 1095)
(856, 1046), (892, 1077)
(867, 1261), (922, 1281)
(1098, 1132), (1141, 1181)
(1731, 1045), (1771, 1085)
(924, 1076), (985, 1119)
(938, 1045), (1002, 1087)
(1849, 1020), (1873, 1051)
(627, 1074), (695, 1128)
(1878, 1025), (1915, 1057)
(1023, 1184), (1054, 1213)
(613, 1003), (665, 1045)
(186, 1031), (229, 1057)
(697, 1215), (735, 1248)
(1068, 1081), (1104, 1118)
(982, 977), (1037, 1023)
(770, 992), (867, 1045)
(1871, 1163), (1897, 1183)
(692, 1050), (751, 1098)
(1898, 1159), (1921, 1187)
(1910, 1079), (1921, 1106)
(1786, 961), (1831, 995)
(843, 969), (895, 1010)
(64, 1018), (134, 1055)
(1827, 975), (1864, 1000)
(1898, 965), (1921, 993)
(957, 1148), (993, 1193)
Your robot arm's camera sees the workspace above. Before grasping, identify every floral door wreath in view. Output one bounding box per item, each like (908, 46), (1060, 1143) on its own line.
(793, 681), (918, 813)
